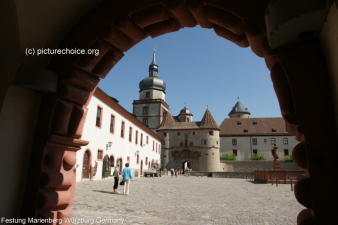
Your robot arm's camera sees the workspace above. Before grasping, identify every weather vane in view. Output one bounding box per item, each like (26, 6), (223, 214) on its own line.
(153, 44), (156, 52)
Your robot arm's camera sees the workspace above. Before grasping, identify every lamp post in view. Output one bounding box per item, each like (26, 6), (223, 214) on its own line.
(106, 141), (113, 150)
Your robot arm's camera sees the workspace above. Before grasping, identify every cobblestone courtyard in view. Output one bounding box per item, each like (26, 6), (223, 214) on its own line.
(71, 176), (304, 225)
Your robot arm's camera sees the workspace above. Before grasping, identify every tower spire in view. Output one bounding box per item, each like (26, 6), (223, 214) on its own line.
(149, 44), (158, 77)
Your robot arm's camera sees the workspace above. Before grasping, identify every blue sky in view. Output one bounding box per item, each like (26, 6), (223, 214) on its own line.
(99, 26), (282, 125)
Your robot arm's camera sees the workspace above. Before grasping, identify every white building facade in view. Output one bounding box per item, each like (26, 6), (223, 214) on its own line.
(219, 101), (299, 160)
(76, 88), (162, 182)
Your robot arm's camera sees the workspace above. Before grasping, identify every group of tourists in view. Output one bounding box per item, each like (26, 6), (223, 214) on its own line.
(170, 168), (192, 177)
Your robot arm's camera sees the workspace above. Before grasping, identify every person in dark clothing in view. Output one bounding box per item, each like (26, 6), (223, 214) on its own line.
(113, 164), (120, 193)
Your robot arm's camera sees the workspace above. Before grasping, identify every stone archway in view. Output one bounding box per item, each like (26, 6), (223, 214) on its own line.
(22, 1), (338, 224)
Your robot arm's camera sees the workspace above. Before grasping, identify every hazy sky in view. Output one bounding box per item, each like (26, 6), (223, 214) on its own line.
(98, 26), (282, 125)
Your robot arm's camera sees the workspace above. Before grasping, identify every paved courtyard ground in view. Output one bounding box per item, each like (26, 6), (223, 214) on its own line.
(71, 175), (304, 225)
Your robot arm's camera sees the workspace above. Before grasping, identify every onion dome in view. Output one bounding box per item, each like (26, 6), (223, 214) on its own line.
(179, 106), (193, 116)
(139, 45), (166, 93)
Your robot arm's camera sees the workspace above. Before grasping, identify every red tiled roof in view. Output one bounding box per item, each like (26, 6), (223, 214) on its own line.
(158, 109), (219, 130)
(219, 117), (288, 136)
(200, 109), (220, 129)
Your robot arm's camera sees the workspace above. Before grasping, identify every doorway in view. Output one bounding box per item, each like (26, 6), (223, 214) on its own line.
(82, 151), (90, 179)
(182, 160), (190, 173)
(102, 155), (111, 178)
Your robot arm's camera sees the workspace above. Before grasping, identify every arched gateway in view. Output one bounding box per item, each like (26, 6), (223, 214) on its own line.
(16, 1), (337, 224)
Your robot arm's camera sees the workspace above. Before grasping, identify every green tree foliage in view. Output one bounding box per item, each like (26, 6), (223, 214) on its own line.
(220, 153), (237, 161)
(250, 153), (267, 160)
(282, 155), (293, 161)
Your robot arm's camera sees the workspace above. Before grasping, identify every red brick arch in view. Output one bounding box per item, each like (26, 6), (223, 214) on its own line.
(23, 1), (338, 224)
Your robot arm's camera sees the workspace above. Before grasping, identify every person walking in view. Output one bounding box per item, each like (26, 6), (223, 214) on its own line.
(113, 164), (120, 194)
(122, 163), (133, 195)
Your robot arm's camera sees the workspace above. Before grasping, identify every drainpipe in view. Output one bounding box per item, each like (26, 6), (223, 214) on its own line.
(250, 136), (253, 158)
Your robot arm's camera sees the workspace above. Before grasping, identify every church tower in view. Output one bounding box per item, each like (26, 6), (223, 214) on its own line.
(133, 46), (170, 132)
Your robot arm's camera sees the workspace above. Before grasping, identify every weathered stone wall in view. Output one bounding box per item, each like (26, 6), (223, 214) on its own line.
(220, 160), (302, 173)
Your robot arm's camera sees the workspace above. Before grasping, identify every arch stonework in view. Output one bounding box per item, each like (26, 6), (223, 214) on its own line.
(22, 1), (338, 224)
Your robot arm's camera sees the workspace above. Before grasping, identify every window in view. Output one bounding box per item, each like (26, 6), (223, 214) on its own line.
(253, 149), (258, 154)
(121, 121), (125, 138)
(96, 106), (102, 127)
(142, 118), (148, 125)
(97, 150), (103, 160)
(140, 133), (143, 146)
(135, 131), (138, 144)
(204, 141), (207, 145)
(283, 138), (288, 144)
(264, 139), (267, 143)
(284, 149), (289, 156)
(252, 138), (257, 145)
(146, 136), (149, 144)
(137, 154), (139, 164)
(272, 128), (276, 132)
(162, 140), (165, 145)
(237, 121), (241, 125)
(145, 157), (148, 165)
(127, 156), (130, 162)
(143, 106), (149, 114)
(110, 115), (115, 133)
(193, 132), (195, 135)
(209, 131), (214, 136)
(233, 150), (237, 156)
(177, 132), (180, 136)
(244, 129), (248, 133)
(190, 142), (193, 147)
(232, 139), (237, 145)
(129, 127), (132, 142)
(153, 141), (154, 151)
(146, 92), (150, 98)
(163, 132), (167, 137)
(180, 142), (183, 147)
(271, 138), (276, 144)
(253, 121), (257, 125)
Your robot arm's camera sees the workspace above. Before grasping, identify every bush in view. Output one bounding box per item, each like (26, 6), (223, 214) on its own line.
(220, 153), (237, 161)
(250, 153), (267, 160)
(282, 155), (293, 161)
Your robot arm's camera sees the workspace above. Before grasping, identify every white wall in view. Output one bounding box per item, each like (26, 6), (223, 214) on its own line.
(76, 94), (161, 181)
(220, 135), (298, 160)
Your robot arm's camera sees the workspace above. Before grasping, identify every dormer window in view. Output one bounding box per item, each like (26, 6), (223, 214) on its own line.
(237, 122), (241, 125)
(244, 129), (248, 133)
(253, 121), (257, 125)
(272, 128), (276, 132)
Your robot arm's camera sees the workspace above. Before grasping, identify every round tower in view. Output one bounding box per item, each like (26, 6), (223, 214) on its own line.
(228, 101), (250, 118)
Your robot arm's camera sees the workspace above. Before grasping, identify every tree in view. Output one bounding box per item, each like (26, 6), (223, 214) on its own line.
(250, 153), (267, 160)
(220, 153), (237, 161)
